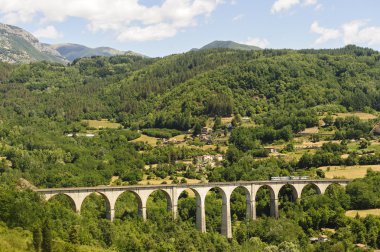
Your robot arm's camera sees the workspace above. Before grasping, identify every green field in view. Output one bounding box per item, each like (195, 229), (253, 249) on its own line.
(334, 112), (378, 121)
(321, 165), (380, 179)
(346, 209), (380, 218)
(130, 134), (159, 146)
(83, 119), (122, 129)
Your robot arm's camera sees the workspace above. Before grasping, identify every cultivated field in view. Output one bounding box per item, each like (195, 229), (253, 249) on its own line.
(169, 134), (189, 142)
(294, 140), (341, 149)
(320, 165), (380, 179)
(346, 209), (380, 218)
(299, 127), (319, 134)
(130, 134), (159, 146)
(138, 175), (202, 186)
(221, 117), (233, 125)
(83, 119), (122, 129)
(333, 112), (378, 120)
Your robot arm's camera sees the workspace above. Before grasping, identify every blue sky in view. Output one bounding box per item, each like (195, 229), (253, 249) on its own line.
(0, 0), (379, 57)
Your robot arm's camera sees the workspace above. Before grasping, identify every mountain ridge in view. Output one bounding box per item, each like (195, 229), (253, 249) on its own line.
(50, 43), (147, 62)
(0, 23), (68, 64)
(0, 23), (146, 64)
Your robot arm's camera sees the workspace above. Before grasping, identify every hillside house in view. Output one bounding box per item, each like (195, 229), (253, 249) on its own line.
(199, 134), (212, 144)
(195, 154), (224, 169)
(241, 116), (251, 122)
(372, 124), (380, 135)
(310, 235), (329, 243)
(201, 127), (213, 134)
(264, 147), (278, 153)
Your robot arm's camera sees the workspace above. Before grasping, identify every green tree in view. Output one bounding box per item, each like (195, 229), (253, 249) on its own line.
(323, 114), (334, 126)
(33, 227), (42, 252)
(359, 139), (370, 149)
(193, 123), (202, 137)
(68, 225), (80, 245)
(213, 116), (222, 131)
(41, 221), (52, 252)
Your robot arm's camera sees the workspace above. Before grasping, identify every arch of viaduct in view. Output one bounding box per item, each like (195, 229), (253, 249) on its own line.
(35, 179), (350, 238)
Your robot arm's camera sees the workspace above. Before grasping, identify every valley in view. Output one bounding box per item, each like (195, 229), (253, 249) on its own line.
(1, 45), (380, 251)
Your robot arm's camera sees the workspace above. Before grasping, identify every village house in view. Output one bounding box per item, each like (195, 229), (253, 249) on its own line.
(199, 134), (211, 143)
(201, 127), (212, 135)
(310, 235), (329, 243)
(162, 138), (185, 145)
(195, 154), (224, 169)
(241, 116), (251, 122)
(264, 147), (278, 153)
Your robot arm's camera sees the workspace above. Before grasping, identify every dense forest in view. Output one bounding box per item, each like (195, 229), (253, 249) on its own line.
(1, 45), (380, 251)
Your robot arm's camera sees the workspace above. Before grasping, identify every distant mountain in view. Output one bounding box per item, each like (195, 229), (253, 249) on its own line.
(50, 43), (146, 62)
(194, 40), (262, 51)
(0, 23), (68, 64)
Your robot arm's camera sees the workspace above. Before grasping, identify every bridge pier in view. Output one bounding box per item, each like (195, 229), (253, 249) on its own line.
(247, 199), (256, 220)
(270, 198), (279, 218)
(138, 203), (147, 221)
(196, 196), (206, 233)
(193, 187), (209, 233)
(106, 209), (115, 221)
(221, 193), (232, 238)
(172, 204), (178, 220)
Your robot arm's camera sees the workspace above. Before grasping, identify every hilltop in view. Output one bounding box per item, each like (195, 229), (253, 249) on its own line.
(50, 43), (146, 62)
(193, 40), (261, 51)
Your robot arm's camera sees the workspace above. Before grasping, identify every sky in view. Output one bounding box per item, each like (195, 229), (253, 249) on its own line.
(0, 0), (379, 57)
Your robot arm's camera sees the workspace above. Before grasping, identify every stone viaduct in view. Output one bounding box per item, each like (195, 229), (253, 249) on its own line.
(35, 179), (350, 238)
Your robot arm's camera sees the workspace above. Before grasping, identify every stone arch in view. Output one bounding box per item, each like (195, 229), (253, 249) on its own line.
(255, 184), (277, 218)
(114, 190), (143, 220)
(176, 187), (211, 233)
(301, 183), (322, 196)
(81, 191), (112, 220)
(278, 183), (299, 203)
(177, 188), (202, 215)
(46, 193), (77, 212)
(204, 186), (232, 237)
(177, 188), (203, 229)
(147, 189), (173, 211)
(177, 188), (201, 201)
(255, 184), (276, 200)
(204, 186), (228, 202)
(230, 186), (252, 220)
(325, 182), (345, 194)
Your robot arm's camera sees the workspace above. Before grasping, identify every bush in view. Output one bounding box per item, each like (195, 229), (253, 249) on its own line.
(142, 128), (183, 138)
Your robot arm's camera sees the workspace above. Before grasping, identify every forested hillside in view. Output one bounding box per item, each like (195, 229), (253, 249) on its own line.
(2, 45), (380, 251)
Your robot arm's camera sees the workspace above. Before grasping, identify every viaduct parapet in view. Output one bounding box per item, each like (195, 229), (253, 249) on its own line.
(35, 179), (350, 238)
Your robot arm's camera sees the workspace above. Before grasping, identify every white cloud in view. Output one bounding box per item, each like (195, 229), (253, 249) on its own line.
(271, 0), (318, 13)
(310, 20), (380, 46)
(0, 0), (223, 42)
(271, 0), (300, 14)
(310, 21), (340, 44)
(242, 37), (270, 48)
(33, 25), (63, 40)
(342, 20), (380, 46)
(304, 0), (317, 6)
(232, 14), (244, 22)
